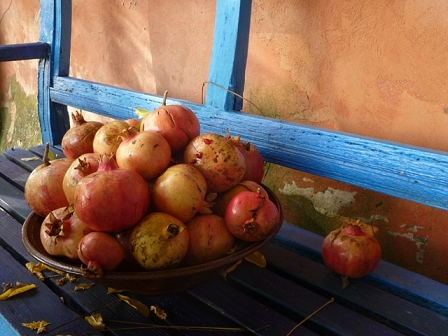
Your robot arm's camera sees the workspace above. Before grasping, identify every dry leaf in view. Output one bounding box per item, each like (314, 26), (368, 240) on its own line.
(244, 251), (267, 268)
(107, 287), (125, 294)
(0, 283), (36, 300)
(135, 106), (150, 119)
(65, 273), (78, 283)
(44, 264), (65, 275)
(26, 262), (65, 280)
(150, 305), (167, 320)
(85, 313), (105, 330)
(56, 277), (67, 286)
(22, 320), (49, 334)
(118, 294), (150, 317)
(221, 259), (243, 280)
(3, 282), (12, 292)
(21, 156), (40, 162)
(26, 262), (46, 281)
(74, 283), (94, 291)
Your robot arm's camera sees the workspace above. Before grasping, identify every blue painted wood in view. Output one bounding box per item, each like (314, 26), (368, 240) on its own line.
(225, 261), (406, 335)
(37, 0), (71, 146)
(277, 223), (448, 316)
(186, 277), (319, 335)
(0, 178), (31, 224)
(259, 244), (448, 334)
(0, 208), (119, 336)
(48, 76), (448, 211)
(205, 0), (251, 111)
(0, 43), (49, 62)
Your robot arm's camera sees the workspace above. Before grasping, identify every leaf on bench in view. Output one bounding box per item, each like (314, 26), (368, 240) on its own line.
(0, 282), (36, 300)
(22, 320), (50, 334)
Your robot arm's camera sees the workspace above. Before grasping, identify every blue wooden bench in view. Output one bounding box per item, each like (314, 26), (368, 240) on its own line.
(1, 0), (448, 335)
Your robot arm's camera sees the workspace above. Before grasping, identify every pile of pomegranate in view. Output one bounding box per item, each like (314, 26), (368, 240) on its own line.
(24, 92), (281, 277)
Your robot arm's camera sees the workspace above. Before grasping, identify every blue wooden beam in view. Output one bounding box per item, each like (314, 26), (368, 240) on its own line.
(49, 76), (448, 211)
(37, 0), (72, 146)
(0, 42), (49, 62)
(205, 0), (252, 111)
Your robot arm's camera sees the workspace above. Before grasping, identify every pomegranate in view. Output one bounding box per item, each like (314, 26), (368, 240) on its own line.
(115, 127), (171, 181)
(184, 214), (235, 266)
(61, 111), (104, 159)
(73, 155), (150, 232)
(40, 205), (93, 261)
(130, 212), (189, 270)
(152, 164), (211, 222)
(78, 231), (125, 277)
(321, 222), (381, 278)
(124, 118), (141, 130)
(62, 152), (101, 204)
(140, 90), (200, 153)
(227, 132), (265, 183)
(225, 188), (280, 242)
(213, 180), (269, 217)
(92, 120), (129, 155)
(24, 143), (74, 217)
(183, 133), (246, 193)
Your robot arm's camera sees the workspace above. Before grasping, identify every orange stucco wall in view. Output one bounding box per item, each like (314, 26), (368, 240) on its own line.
(1, 0), (448, 284)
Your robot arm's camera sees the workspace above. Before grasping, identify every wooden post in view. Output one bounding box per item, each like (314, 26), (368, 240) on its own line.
(205, 0), (252, 111)
(38, 0), (72, 146)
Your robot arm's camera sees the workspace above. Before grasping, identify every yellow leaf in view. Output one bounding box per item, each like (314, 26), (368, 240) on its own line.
(26, 262), (45, 281)
(20, 156), (40, 162)
(85, 313), (105, 330)
(74, 283), (94, 291)
(107, 287), (125, 294)
(135, 106), (150, 119)
(65, 273), (78, 283)
(55, 277), (67, 286)
(150, 305), (167, 320)
(221, 259), (243, 280)
(0, 283), (36, 300)
(44, 264), (65, 275)
(118, 294), (150, 317)
(244, 251), (267, 268)
(26, 261), (65, 280)
(22, 320), (50, 334)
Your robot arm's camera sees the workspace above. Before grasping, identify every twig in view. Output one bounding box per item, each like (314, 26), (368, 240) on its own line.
(201, 81), (262, 113)
(44, 299), (122, 334)
(286, 297), (335, 336)
(56, 319), (263, 335)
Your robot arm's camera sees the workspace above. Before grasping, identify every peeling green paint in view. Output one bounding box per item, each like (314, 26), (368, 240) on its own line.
(262, 163), (340, 236)
(278, 181), (357, 217)
(0, 75), (41, 152)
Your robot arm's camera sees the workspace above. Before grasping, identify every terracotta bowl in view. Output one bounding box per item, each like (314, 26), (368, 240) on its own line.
(22, 186), (283, 295)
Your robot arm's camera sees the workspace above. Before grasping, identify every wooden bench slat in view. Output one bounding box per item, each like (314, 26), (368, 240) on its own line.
(187, 276), (319, 335)
(0, 155), (29, 191)
(260, 243), (448, 335)
(226, 261), (405, 335)
(28, 144), (65, 158)
(2, 148), (45, 172)
(0, 178), (31, 224)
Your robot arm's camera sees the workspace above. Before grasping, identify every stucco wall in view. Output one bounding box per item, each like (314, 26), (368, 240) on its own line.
(1, 0), (448, 284)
